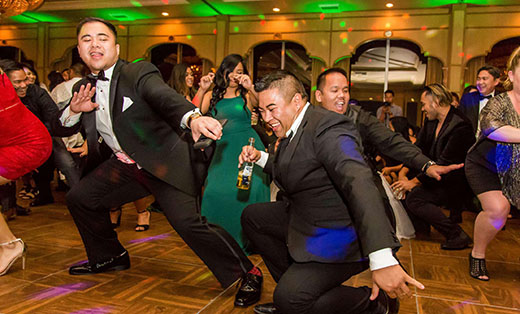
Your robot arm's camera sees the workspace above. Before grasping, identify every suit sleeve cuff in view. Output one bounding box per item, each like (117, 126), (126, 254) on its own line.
(181, 108), (201, 129)
(60, 107), (82, 126)
(369, 248), (398, 271)
(255, 151), (268, 168)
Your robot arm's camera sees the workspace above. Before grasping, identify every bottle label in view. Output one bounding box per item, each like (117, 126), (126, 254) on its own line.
(243, 165), (253, 177)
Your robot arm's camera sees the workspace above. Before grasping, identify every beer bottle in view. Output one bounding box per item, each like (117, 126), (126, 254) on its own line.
(237, 137), (255, 190)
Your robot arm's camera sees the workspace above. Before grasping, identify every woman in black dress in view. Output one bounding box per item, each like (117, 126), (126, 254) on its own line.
(466, 46), (520, 281)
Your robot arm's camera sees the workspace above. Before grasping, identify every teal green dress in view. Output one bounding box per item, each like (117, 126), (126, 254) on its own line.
(201, 96), (270, 251)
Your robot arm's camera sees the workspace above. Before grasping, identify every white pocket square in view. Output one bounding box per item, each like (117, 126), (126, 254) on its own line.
(122, 97), (134, 112)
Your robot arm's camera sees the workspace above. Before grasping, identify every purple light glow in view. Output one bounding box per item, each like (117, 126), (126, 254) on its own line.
(30, 282), (95, 300)
(69, 259), (88, 267)
(450, 300), (471, 310)
(127, 233), (171, 244)
(70, 306), (114, 314)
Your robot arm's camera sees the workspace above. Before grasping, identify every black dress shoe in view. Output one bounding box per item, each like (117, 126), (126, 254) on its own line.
(15, 205), (31, 216)
(254, 302), (279, 314)
(69, 250), (130, 275)
(441, 230), (472, 250)
(30, 196), (54, 207)
(234, 272), (263, 307)
(371, 291), (400, 314)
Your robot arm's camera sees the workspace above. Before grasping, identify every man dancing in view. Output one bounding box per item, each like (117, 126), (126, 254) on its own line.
(53, 17), (262, 306)
(239, 70), (424, 314)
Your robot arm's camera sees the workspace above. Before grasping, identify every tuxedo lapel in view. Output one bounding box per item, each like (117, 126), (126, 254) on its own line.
(110, 60), (124, 121)
(275, 106), (312, 191)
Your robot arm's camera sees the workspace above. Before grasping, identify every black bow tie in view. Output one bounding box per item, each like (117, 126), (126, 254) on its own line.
(87, 70), (109, 83)
(479, 94), (492, 100)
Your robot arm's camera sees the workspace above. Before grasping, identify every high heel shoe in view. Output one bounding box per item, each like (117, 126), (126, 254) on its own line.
(135, 209), (150, 232)
(0, 238), (26, 276)
(110, 207), (122, 229)
(469, 253), (489, 281)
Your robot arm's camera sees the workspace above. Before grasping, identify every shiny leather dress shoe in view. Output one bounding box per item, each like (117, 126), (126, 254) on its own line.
(372, 291), (400, 314)
(254, 302), (279, 314)
(69, 251), (130, 275)
(234, 272), (263, 307)
(30, 196), (54, 207)
(441, 230), (472, 250)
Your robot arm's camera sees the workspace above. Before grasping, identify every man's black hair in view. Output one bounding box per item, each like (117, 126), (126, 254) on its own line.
(77, 17), (118, 39)
(384, 89), (395, 96)
(0, 59), (24, 75)
(316, 68), (349, 91)
(477, 65), (501, 80)
(255, 69), (308, 101)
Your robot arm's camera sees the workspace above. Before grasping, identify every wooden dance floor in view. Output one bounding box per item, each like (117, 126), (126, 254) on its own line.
(1, 189), (520, 314)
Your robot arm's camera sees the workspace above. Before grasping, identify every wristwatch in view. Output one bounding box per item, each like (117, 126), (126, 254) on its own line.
(187, 112), (202, 128)
(421, 160), (437, 173)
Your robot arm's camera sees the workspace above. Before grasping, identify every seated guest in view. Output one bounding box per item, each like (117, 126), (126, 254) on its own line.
(0, 66), (52, 276)
(239, 70), (423, 314)
(466, 46), (520, 281)
(380, 117), (415, 184)
(462, 84), (478, 96)
(392, 84), (475, 250)
(451, 91), (460, 108)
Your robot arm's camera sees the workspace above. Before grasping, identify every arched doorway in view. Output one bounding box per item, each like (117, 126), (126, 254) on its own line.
(0, 46), (30, 63)
(149, 43), (213, 87)
(350, 39), (429, 127)
(251, 41), (321, 102)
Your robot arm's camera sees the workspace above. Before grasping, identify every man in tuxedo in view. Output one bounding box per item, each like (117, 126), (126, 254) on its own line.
(315, 68), (459, 181)
(239, 70), (423, 314)
(53, 17), (263, 303)
(459, 65), (501, 135)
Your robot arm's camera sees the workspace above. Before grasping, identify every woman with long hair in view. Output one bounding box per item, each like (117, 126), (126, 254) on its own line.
(169, 63), (213, 108)
(199, 54), (270, 251)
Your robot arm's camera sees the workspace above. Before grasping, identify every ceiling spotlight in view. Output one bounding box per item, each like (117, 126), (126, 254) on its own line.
(386, 3), (394, 8)
(273, 7), (280, 12)
(162, 12), (169, 16)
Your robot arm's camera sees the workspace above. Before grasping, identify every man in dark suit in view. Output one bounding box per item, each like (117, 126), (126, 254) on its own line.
(53, 17), (263, 303)
(239, 70), (424, 314)
(459, 65), (501, 135)
(393, 84), (476, 250)
(0, 59), (61, 211)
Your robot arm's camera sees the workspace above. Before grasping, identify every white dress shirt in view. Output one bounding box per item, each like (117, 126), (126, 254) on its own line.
(476, 90), (495, 137)
(60, 63), (199, 163)
(256, 102), (398, 271)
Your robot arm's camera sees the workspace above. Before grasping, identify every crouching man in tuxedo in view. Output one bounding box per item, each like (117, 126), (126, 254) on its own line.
(52, 17), (264, 304)
(239, 70), (424, 314)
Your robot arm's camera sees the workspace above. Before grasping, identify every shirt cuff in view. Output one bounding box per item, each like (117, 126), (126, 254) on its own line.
(60, 107), (82, 127)
(369, 248), (398, 271)
(181, 108), (201, 129)
(256, 151), (268, 168)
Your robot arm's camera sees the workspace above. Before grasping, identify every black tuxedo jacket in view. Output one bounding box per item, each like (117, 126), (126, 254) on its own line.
(21, 84), (59, 134)
(346, 105), (429, 170)
(414, 106), (475, 193)
(52, 60), (211, 196)
(459, 91), (480, 134)
(265, 105), (400, 264)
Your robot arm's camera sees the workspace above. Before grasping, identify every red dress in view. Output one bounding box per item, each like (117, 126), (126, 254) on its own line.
(0, 72), (52, 180)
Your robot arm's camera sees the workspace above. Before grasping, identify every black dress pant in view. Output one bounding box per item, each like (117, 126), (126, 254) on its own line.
(33, 152), (55, 201)
(405, 185), (463, 239)
(66, 156), (253, 288)
(242, 202), (374, 314)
